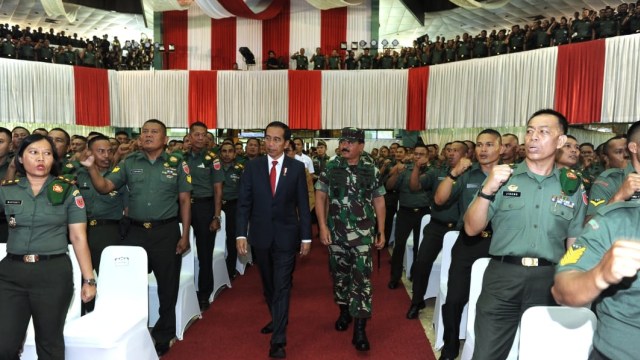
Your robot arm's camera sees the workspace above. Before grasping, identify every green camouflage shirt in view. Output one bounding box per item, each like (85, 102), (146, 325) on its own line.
(315, 153), (385, 246)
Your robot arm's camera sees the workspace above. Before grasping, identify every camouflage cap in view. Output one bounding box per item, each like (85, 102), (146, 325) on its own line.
(340, 127), (365, 143)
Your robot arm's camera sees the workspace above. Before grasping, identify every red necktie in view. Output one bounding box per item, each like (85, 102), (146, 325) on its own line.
(270, 160), (277, 196)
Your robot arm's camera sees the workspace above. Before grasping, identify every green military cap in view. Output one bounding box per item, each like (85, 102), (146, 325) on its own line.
(317, 140), (327, 147)
(340, 127), (365, 143)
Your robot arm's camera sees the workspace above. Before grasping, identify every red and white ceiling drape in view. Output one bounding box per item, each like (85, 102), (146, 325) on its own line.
(1, 34), (639, 130)
(164, 0), (371, 71)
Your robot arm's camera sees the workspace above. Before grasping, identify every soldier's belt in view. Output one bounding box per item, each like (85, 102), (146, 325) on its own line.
(399, 206), (429, 213)
(130, 217), (177, 229)
(191, 196), (213, 204)
(88, 219), (120, 227)
(7, 253), (66, 263)
(491, 255), (555, 267)
(430, 218), (456, 229)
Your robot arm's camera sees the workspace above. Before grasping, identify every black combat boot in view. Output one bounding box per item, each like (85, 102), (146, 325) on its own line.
(351, 318), (370, 351)
(335, 304), (352, 331)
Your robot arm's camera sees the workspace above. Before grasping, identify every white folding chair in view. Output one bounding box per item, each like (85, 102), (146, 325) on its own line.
(519, 306), (597, 360)
(404, 214), (430, 278)
(0, 243), (6, 260)
(432, 230), (466, 349)
(22, 245), (83, 360)
(461, 258), (518, 360)
(388, 213), (397, 247)
(235, 245), (252, 275)
(211, 211), (231, 302)
(148, 224), (201, 340)
(414, 214), (442, 300)
(62, 246), (157, 360)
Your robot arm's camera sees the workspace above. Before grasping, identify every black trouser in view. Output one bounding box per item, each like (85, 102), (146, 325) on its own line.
(191, 199), (215, 301)
(411, 220), (453, 304)
(124, 220), (181, 344)
(389, 206), (429, 282)
(383, 192), (398, 247)
(0, 255), (73, 360)
(82, 221), (121, 314)
(253, 245), (297, 346)
(440, 229), (492, 358)
(222, 199), (238, 276)
(473, 260), (556, 360)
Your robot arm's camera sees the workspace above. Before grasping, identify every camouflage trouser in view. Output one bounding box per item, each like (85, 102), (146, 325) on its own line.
(328, 243), (372, 318)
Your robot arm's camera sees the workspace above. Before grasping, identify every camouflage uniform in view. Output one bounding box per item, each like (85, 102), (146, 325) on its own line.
(315, 153), (385, 318)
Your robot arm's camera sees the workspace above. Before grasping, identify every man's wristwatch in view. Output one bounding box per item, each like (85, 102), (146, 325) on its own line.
(447, 171), (459, 181)
(478, 190), (496, 201)
(83, 278), (97, 286)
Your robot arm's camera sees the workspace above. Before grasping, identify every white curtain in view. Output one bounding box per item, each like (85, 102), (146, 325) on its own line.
(346, 0), (371, 49)
(236, 18), (263, 70)
(321, 69), (408, 129)
(188, 3), (213, 70)
(426, 47), (557, 130)
(40, 0), (78, 22)
(144, 0), (189, 11)
(194, 0), (234, 19)
(601, 33), (640, 123)
(289, 0), (321, 69)
(306, 0), (363, 10)
(108, 69), (122, 127)
(0, 58), (75, 125)
(113, 70), (189, 128)
(216, 70), (288, 129)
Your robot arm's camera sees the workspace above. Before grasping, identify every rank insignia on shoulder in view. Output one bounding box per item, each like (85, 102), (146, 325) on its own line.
(559, 244), (586, 266)
(1, 179), (19, 186)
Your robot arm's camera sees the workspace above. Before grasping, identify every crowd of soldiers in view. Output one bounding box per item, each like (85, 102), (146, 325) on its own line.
(280, 2), (640, 70)
(0, 23), (154, 70)
(1, 114), (639, 358)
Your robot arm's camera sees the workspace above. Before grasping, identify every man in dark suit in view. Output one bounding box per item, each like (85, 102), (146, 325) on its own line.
(236, 121), (312, 359)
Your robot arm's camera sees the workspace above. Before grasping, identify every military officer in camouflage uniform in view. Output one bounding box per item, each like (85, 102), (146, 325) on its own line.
(81, 119), (192, 356)
(553, 200), (640, 360)
(219, 141), (244, 277)
(185, 122), (223, 309)
(315, 128), (385, 352)
(586, 121), (640, 222)
(464, 109), (587, 360)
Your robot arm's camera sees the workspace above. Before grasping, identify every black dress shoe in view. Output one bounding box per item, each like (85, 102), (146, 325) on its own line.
(388, 280), (399, 289)
(406, 302), (425, 319)
(269, 344), (286, 358)
(261, 321), (274, 334)
(155, 341), (170, 356)
(438, 355), (455, 360)
(199, 299), (210, 311)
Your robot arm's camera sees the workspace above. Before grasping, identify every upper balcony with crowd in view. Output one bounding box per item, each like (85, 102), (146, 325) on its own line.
(0, 23), (154, 70)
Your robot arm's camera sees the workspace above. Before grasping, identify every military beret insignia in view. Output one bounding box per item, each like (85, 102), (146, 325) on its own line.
(52, 184), (64, 193)
(559, 168), (580, 196)
(170, 156), (178, 163)
(66, 163), (74, 168)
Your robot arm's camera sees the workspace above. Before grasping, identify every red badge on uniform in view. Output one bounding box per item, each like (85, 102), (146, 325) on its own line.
(52, 184), (63, 193)
(582, 191), (588, 205)
(182, 161), (190, 175)
(213, 159), (221, 171)
(75, 196), (85, 209)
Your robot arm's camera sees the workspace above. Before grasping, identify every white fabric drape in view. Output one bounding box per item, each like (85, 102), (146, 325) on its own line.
(236, 18), (263, 70)
(601, 33), (640, 123)
(305, 0), (363, 10)
(40, 0), (78, 23)
(108, 69), (122, 127)
(426, 47), (557, 130)
(0, 58), (75, 124)
(216, 70), (288, 128)
(144, 0), (189, 11)
(113, 70), (189, 128)
(194, 0), (235, 19)
(346, 0), (371, 47)
(321, 69), (408, 129)
(188, 3), (213, 70)
(289, 0), (321, 69)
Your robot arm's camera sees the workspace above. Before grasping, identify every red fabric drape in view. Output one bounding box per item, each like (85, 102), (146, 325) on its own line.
(218, 0), (284, 20)
(406, 67), (429, 130)
(211, 17), (237, 70)
(162, 11), (189, 70)
(73, 67), (110, 126)
(288, 70), (321, 129)
(262, 0), (290, 70)
(320, 7), (347, 58)
(554, 40), (605, 124)
(188, 71), (218, 128)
